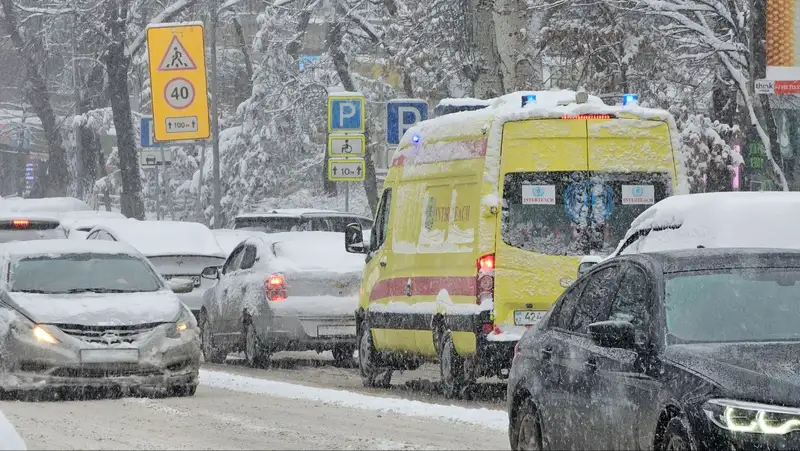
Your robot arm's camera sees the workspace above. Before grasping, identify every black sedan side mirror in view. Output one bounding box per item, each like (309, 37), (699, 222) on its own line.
(588, 320), (635, 349)
(201, 266), (220, 280)
(344, 223), (367, 254)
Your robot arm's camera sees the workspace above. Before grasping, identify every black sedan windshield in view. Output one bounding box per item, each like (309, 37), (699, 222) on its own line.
(11, 253), (162, 294)
(665, 268), (800, 343)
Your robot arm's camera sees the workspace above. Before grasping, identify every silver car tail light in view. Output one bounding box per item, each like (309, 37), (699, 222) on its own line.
(264, 273), (287, 301)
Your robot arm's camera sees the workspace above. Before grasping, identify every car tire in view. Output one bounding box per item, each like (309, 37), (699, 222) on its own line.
(199, 311), (227, 364)
(332, 346), (355, 365)
(439, 330), (465, 399)
(511, 398), (542, 451)
(244, 322), (269, 368)
(168, 384), (198, 397)
(358, 322), (392, 388)
(659, 416), (697, 451)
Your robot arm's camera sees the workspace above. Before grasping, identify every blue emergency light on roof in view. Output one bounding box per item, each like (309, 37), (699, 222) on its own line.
(521, 94), (537, 107)
(412, 134), (420, 144)
(622, 93), (639, 106)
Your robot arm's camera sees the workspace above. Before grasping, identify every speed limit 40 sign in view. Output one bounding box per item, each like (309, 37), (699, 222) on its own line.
(146, 22), (210, 142)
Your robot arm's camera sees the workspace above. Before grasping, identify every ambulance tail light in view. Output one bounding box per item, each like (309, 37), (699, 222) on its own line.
(265, 274), (287, 302)
(476, 253), (495, 305)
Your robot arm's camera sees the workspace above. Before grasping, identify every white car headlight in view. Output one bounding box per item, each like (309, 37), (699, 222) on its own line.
(703, 399), (800, 435)
(167, 306), (197, 338)
(1, 304), (60, 344)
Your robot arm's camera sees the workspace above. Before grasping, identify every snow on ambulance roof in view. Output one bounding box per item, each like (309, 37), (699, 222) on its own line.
(0, 197), (92, 213)
(253, 231), (365, 274)
(0, 238), (140, 258)
(623, 192), (800, 251)
(398, 89), (674, 147)
(93, 219), (225, 258)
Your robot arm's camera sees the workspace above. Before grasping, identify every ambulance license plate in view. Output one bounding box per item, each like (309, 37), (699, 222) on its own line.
(514, 311), (546, 326)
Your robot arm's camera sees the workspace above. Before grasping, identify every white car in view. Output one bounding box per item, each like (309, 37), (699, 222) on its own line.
(0, 240), (200, 396)
(85, 219), (227, 318)
(199, 231), (364, 366)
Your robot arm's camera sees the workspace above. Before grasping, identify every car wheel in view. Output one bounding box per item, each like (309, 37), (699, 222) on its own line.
(200, 311), (226, 364)
(244, 322), (269, 368)
(168, 384), (197, 397)
(332, 346), (355, 365)
(659, 416), (697, 451)
(358, 322), (392, 388)
(512, 398), (542, 451)
(439, 330), (465, 399)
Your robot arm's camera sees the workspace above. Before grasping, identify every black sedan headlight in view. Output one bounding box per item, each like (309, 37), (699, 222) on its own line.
(166, 307), (197, 338)
(703, 399), (800, 435)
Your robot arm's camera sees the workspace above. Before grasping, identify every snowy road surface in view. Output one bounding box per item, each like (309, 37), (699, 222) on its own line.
(0, 367), (509, 450)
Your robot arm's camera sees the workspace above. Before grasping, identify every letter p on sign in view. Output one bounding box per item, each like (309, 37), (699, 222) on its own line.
(328, 95), (365, 133)
(386, 100), (428, 146)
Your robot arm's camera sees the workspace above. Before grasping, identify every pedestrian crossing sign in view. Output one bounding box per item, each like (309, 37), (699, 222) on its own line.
(146, 22), (210, 142)
(157, 35), (197, 71)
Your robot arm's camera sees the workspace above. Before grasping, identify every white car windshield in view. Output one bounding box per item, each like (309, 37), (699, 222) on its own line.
(10, 253), (162, 294)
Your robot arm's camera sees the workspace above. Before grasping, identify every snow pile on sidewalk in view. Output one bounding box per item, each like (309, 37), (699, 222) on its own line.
(0, 410), (26, 451)
(200, 370), (508, 431)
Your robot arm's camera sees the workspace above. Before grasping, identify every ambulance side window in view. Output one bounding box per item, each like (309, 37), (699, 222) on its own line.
(371, 189), (392, 251)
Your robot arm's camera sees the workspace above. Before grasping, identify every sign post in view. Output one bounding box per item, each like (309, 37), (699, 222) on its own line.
(327, 92), (366, 212)
(146, 22), (210, 142)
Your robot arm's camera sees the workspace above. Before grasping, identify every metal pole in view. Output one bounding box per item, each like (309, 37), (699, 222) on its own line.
(159, 145), (172, 219)
(345, 182), (349, 212)
(71, 7), (82, 199)
(154, 168), (161, 219)
(196, 142), (206, 223)
(209, 2), (222, 229)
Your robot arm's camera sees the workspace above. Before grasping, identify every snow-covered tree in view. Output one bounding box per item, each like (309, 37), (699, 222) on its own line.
(678, 114), (743, 193)
(632, 0), (788, 190)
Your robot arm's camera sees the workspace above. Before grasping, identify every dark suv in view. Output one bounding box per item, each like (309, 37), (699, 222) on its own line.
(233, 209), (373, 234)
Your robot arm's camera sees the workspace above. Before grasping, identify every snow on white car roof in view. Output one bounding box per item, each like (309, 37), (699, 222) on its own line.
(0, 196), (92, 213)
(251, 231), (365, 274)
(92, 219), (225, 258)
(59, 213), (127, 231)
(0, 238), (141, 258)
(619, 191), (800, 252)
(212, 228), (270, 256)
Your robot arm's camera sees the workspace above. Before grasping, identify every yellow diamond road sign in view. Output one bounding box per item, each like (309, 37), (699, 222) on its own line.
(146, 22), (209, 142)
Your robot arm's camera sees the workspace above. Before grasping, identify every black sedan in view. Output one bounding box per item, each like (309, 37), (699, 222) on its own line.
(507, 248), (800, 450)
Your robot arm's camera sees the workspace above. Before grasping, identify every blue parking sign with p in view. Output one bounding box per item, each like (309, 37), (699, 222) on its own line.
(328, 96), (365, 133)
(386, 100), (428, 145)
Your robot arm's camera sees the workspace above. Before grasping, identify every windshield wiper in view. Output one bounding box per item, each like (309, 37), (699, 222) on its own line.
(66, 288), (132, 293)
(14, 289), (54, 294)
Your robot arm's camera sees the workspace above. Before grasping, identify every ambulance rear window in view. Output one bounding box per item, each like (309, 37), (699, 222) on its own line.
(502, 172), (587, 256)
(501, 172), (671, 255)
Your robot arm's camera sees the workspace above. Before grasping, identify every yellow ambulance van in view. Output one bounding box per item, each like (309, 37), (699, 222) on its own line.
(344, 90), (685, 397)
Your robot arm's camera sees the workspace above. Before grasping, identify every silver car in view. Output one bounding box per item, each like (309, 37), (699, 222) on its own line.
(199, 231), (363, 366)
(0, 239), (200, 396)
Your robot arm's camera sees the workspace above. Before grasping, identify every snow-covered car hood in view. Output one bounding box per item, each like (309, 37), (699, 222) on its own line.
(5, 290), (181, 326)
